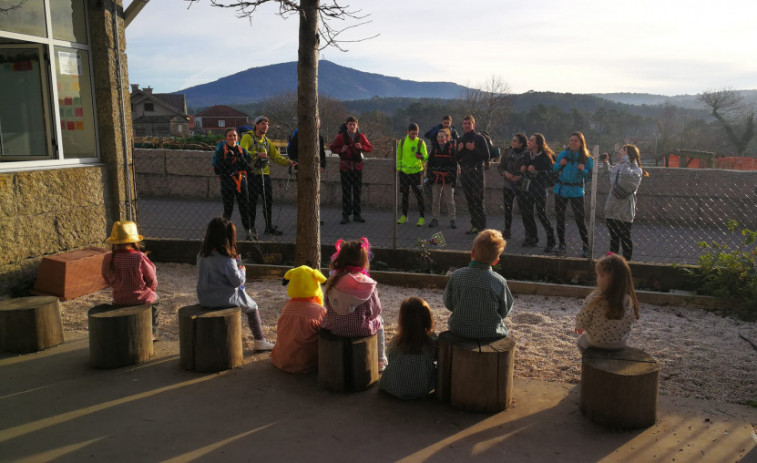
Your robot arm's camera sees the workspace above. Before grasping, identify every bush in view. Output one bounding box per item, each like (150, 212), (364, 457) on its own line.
(691, 220), (757, 320)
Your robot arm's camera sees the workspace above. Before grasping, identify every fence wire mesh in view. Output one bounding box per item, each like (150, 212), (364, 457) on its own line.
(135, 145), (757, 266)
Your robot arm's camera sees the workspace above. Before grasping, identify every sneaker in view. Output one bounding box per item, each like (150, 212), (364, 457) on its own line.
(465, 227), (480, 235)
(378, 359), (388, 373)
(264, 226), (283, 236)
(450, 220), (457, 229)
(245, 228), (258, 241)
(397, 215), (407, 224)
(353, 215), (366, 223)
(543, 244), (556, 253)
(522, 239), (538, 248)
(340, 216), (349, 224)
(582, 245), (590, 259)
(556, 244), (566, 256)
(253, 338), (275, 351)
(416, 217), (425, 227)
(428, 218), (438, 228)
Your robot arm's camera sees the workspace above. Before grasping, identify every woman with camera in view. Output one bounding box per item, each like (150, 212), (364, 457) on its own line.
(600, 144), (648, 261)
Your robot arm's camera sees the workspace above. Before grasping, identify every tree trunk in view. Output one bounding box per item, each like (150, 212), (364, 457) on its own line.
(294, 0), (321, 268)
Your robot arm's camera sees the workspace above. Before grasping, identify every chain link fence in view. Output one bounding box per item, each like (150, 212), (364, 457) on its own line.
(134, 145), (757, 266)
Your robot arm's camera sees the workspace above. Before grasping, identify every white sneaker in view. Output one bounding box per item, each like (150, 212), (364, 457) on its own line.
(378, 359), (388, 373)
(253, 338), (274, 351)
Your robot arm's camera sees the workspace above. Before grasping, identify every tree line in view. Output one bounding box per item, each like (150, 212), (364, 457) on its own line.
(224, 87), (755, 162)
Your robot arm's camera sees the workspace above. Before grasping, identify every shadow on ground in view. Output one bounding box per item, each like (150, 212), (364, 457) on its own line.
(1, 335), (754, 462)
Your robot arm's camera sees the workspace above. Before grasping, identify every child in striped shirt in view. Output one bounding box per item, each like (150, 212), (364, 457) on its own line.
(102, 221), (159, 338)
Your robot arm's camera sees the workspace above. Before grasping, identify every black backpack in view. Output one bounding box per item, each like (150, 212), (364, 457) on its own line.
(477, 131), (500, 161)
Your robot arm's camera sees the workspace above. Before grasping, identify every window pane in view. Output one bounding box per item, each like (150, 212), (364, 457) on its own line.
(0, 0), (47, 38)
(55, 46), (96, 159)
(50, 0), (87, 44)
(0, 46), (51, 159)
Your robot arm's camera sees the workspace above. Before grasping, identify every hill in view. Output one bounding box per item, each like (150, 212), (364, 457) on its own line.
(178, 60), (469, 107)
(593, 90), (757, 109)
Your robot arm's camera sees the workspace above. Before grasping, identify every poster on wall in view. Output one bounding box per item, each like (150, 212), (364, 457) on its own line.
(57, 51), (81, 76)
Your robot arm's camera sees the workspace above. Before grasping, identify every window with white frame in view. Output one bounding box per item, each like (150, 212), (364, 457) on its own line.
(218, 120), (226, 128)
(0, 0), (97, 168)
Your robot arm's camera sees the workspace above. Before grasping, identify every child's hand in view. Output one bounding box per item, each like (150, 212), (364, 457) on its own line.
(575, 329), (584, 334)
(239, 265), (246, 271)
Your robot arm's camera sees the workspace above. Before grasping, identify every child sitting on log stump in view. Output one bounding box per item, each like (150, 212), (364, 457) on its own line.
(271, 265), (327, 373)
(321, 237), (388, 372)
(575, 253), (640, 350)
(196, 217), (274, 351)
(102, 221), (159, 339)
(380, 297), (438, 399)
(444, 229), (513, 340)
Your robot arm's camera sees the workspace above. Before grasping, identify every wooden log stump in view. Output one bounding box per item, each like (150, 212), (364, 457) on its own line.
(437, 330), (516, 413)
(580, 346), (660, 429)
(318, 329), (378, 393)
(0, 296), (65, 353)
(178, 305), (243, 373)
(88, 304), (153, 369)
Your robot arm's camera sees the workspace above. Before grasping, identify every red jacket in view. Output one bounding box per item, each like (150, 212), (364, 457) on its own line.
(330, 131), (373, 172)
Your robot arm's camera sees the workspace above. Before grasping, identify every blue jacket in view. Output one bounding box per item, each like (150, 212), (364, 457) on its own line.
(553, 149), (593, 198)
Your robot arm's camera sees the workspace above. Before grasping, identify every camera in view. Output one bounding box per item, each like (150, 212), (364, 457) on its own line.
(254, 156), (269, 169)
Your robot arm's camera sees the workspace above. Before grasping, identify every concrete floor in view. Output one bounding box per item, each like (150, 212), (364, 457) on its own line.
(1, 334), (755, 462)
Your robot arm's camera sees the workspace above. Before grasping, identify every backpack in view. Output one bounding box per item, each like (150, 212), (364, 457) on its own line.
(477, 131), (500, 161)
(286, 128), (298, 154)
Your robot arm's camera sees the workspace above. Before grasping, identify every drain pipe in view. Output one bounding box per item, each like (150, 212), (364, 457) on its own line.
(112, 1), (134, 221)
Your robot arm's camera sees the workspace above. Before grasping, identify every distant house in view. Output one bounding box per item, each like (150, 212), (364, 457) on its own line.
(130, 85), (189, 137)
(193, 105), (250, 134)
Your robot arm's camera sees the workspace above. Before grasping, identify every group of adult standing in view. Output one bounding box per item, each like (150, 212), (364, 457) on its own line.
(396, 115), (492, 235)
(498, 131), (646, 259)
(213, 114), (647, 260)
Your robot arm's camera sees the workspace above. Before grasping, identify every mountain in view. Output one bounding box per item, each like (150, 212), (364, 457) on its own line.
(593, 90), (757, 110)
(177, 60), (470, 107)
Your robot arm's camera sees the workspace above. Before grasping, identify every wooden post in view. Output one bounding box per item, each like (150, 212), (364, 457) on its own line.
(0, 296), (65, 353)
(178, 305), (243, 373)
(436, 330), (516, 413)
(580, 347), (660, 429)
(88, 304), (153, 369)
(318, 329), (378, 393)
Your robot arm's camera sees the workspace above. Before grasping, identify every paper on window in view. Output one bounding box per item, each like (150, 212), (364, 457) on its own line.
(58, 51), (81, 76)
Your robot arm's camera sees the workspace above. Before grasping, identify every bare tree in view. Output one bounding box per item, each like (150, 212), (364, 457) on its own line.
(0, 0), (28, 14)
(699, 88), (756, 157)
(456, 75), (511, 142)
(257, 91), (298, 138)
(187, 0), (373, 267)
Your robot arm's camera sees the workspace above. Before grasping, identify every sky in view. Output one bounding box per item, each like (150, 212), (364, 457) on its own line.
(125, 0), (757, 96)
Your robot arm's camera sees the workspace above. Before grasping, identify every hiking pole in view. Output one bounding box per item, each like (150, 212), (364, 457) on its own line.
(260, 167), (269, 234)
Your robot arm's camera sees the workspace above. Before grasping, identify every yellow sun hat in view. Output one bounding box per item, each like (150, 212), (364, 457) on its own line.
(105, 221), (143, 244)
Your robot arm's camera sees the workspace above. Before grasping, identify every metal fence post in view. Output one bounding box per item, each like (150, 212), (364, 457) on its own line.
(588, 145), (599, 260)
(393, 139), (398, 250)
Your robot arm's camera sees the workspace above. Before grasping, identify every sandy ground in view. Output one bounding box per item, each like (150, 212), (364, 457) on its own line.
(60, 263), (757, 405)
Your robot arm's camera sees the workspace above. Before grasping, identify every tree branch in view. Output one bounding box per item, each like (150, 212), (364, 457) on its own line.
(186, 0), (375, 51)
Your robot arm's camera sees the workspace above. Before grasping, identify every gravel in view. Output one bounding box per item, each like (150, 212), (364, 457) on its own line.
(60, 263), (757, 405)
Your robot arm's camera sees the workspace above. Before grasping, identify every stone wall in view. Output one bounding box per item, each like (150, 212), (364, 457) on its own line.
(0, 1), (132, 295)
(0, 167), (110, 294)
(135, 148), (757, 228)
